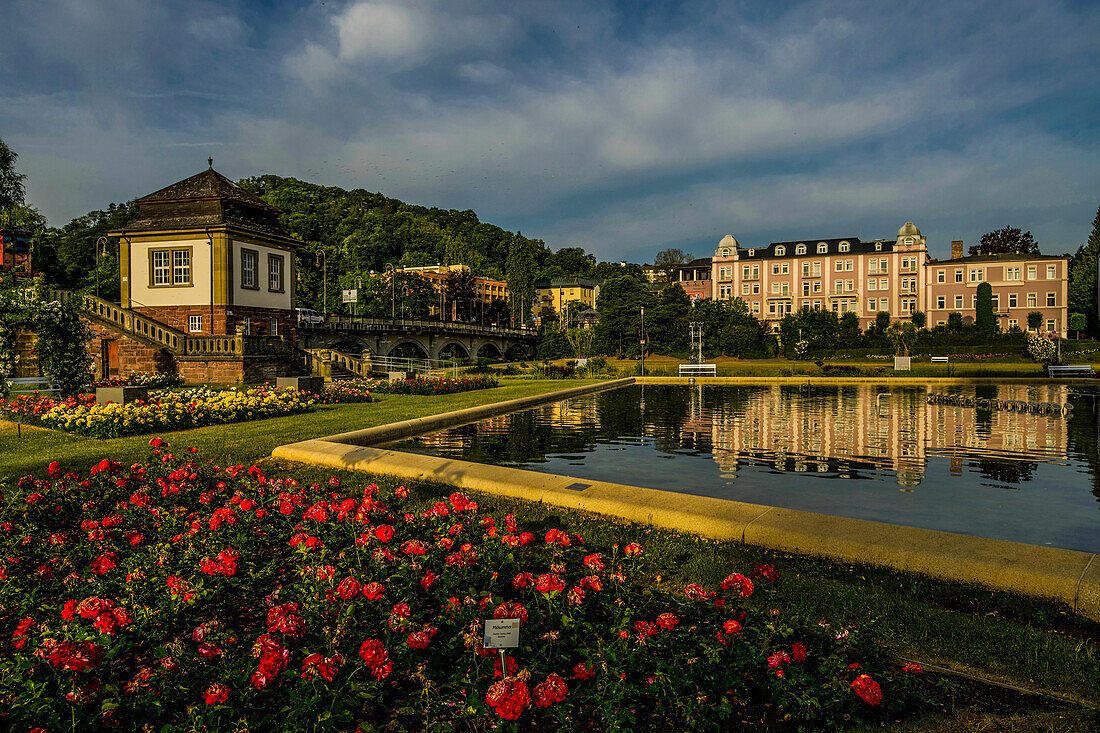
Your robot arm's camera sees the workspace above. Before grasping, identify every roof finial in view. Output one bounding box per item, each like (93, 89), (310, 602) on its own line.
(208, 156), (213, 169)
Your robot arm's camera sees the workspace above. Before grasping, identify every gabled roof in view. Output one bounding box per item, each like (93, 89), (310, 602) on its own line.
(112, 167), (299, 245)
(135, 168), (278, 212)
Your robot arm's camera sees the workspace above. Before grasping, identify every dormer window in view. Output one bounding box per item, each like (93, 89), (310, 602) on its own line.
(775, 246), (785, 256)
(839, 241), (850, 252)
(748, 249), (755, 256)
(795, 244), (806, 255)
(721, 249), (729, 257)
(817, 243), (827, 254)
(875, 243), (882, 251)
(904, 237), (914, 245)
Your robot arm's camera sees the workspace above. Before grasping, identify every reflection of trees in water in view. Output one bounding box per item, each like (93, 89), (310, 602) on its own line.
(973, 458), (1037, 486)
(1065, 394), (1100, 504)
(973, 385), (998, 435)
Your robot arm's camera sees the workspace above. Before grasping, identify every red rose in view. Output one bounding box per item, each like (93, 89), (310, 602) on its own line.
(337, 577), (360, 600)
(47, 461), (62, 477)
(493, 601), (528, 625)
(792, 642), (807, 662)
(655, 612), (679, 630)
(374, 524), (395, 542)
(362, 581), (385, 600)
(572, 662), (595, 680)
(722, 619), (742, 635)
(203, 682), (230, 705)
(535, 573), (564, 594)
(623, 543), (642, 555)
(89, 552), (118, 575)
(850, 674), (883, 706)
(720, 573), (754, 598)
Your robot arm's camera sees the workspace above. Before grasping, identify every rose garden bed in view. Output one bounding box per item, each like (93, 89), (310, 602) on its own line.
(0, 443), (937, 731)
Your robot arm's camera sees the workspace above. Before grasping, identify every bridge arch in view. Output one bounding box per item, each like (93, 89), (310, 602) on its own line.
(504, 342), (532, 361)
(387, 341), (429, 359)
(435, 341), (470, 361)
(476, 342), (502, 360)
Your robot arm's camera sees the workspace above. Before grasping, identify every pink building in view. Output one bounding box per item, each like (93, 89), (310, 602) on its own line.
(675, 257), (712, 302)
(925, 241), (1068, 335)
(709, 223), (930, 330)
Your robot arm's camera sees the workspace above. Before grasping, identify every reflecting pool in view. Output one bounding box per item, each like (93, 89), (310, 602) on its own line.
(384, 384), (1100, 552)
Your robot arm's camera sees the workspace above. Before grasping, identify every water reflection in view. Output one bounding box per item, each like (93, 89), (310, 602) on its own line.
(386, 384), (1100, 551)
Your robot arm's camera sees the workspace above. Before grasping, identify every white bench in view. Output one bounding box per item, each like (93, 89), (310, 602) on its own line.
(6, 376), (61, 395)
(930, 356), (949, 364)
(679, 363), (717, 376)
(1046, 364), (1095, 378)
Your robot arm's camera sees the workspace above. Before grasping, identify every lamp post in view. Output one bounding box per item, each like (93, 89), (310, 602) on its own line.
(385, 264), (397, 318)
(316, 251), (328, 315)
(640, 306), (645, 377)
(94, 235), (108, 298)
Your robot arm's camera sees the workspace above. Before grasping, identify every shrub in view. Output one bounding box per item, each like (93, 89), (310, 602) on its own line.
(0, 448), (933, 730)
(92, 372), (184, 389)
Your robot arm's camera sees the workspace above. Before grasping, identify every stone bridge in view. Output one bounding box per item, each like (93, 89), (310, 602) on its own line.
(297, 316), (537, 362)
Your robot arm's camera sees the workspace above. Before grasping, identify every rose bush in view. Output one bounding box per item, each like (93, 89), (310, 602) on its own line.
(0, 386), (313, 438)
(343, 375), (499, 396)
(0, 445), (934, 731)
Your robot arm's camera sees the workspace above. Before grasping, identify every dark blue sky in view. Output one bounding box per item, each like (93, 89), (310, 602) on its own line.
(2, 0), (1098, 262)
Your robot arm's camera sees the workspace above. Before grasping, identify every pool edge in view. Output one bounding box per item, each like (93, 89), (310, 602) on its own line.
(272, 379), (1100, 622)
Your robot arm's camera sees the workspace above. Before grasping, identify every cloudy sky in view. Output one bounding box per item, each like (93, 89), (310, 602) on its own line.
(3, 0), (1098, 262)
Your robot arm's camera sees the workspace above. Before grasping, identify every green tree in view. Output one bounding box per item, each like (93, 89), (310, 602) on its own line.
(875, 311), (891, 333)
(947, 312), (964, 331)
(975, 282), (996, 333)
(838, 311), (862, 343)
(505, 234), (538, 327)
(1068, 203), (1100, 336)
(649, 283), (692, 353)
(971, 226), (1040, 256)
(1070, 312), (1087, 338)
(887, 321), (917, 356)
(911, 310), (926, 328)
(652, 248), (692, 282)
(594, 276), (656, 356)
(1027, 311), (1043, 331)
(444, 269), (477, 321)
(0, 137), (26, 212)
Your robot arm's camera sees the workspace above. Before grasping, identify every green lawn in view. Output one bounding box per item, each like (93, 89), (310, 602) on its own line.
(2, 376), (1097, 731)
(0, 378), (597, 478)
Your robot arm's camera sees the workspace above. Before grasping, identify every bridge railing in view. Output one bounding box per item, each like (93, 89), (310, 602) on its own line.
(302, 315), (532, 338)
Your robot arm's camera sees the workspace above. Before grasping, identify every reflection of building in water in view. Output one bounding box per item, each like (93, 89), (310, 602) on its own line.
(694, 385), (1070, 487)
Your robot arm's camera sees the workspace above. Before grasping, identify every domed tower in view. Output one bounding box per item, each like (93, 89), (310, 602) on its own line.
(716, 234), (740, 256)
(896, 222), (925, 250)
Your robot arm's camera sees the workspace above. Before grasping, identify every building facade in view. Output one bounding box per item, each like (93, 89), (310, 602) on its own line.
(533, 278), (602, 321)
(0, 227), (32, 278)
(694, 222), (1069, 336)
(708, 224), (930, 330)
(111, 166), (301, 339)
(675, 257), (712, 302)
(924, 242), (1068, 334)
(401, 264), (509, 313)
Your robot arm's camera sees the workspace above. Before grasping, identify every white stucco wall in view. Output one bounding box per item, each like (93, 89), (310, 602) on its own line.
(230, 239), (294, 310)
(129, 237), (211, 307)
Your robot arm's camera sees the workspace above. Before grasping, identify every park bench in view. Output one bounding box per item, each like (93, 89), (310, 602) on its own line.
(4, 377), (61, 438)
(7, 376), (61, 396)
(930, 356), (949, 364)
(1046, 364), (1096, 378)
(679, 364), (717, 377)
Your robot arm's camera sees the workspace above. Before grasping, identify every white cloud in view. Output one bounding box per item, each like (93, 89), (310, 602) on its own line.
(334, 2), (429, 62)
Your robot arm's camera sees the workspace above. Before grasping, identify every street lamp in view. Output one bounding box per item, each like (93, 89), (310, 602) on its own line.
(94, 235), (108, 299)
(384, 263), (397, 318)
(640, 306), (645, 377)
(315, 250), (328, 315)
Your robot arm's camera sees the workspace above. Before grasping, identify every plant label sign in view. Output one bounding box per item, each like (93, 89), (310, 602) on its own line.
(483, 619), (520, 649)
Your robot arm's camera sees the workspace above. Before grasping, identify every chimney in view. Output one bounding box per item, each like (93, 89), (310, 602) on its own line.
(951, 240), (964, 259)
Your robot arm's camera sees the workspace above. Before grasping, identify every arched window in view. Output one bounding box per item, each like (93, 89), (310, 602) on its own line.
(817, 243), (827, 254)
(748, 249), (755, 256)
(904, 237), (914, 246)
(775, 246), (785, 256)
(839, 241), (850, 252)
(795, 244), (806, 255)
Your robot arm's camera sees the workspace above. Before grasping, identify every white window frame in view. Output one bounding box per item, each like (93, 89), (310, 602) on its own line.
(188, 315), (203, 333)
(817, 243), (827, 254)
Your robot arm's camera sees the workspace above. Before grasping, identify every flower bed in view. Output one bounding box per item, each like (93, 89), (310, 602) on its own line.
(0, 446), (932, 731)
(0, 386), (313, 439)
(92, 372), (185, 389)
(316, 382), (376, 404)
(342, 374), (499, 396)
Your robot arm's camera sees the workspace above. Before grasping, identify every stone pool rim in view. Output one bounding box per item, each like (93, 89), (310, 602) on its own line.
(272, 377), (1100, 621)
